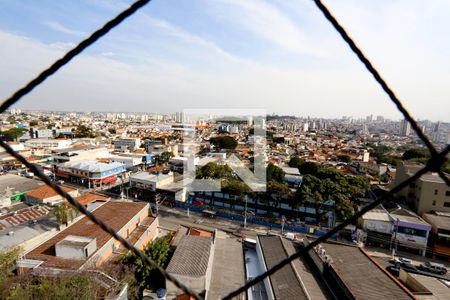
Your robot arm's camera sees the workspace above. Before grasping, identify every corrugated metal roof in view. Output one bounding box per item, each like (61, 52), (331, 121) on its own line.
(166, 235), (212, 277)
(68, 161), (124, 172)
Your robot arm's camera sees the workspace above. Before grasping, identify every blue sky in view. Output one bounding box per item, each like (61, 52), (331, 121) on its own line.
(0, 0), (449, 121)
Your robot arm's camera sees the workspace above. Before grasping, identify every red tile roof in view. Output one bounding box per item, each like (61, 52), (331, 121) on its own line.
(25, 185), (75, 200)
(188, 228), (213, 237)
(76, 193), (110, 207)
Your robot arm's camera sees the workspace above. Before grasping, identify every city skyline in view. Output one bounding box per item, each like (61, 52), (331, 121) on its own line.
(1, 0), (450, 121)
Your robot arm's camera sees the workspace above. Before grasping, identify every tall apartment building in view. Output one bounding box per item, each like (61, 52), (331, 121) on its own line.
(400, 119), (411, 136)
(395, 161), (450, 215)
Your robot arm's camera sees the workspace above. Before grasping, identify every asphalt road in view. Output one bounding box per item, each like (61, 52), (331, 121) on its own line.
(155, 204), (287, 240)
(366, 247), (450, 281)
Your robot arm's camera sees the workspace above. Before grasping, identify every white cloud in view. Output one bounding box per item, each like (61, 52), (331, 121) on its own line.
(1, 0), (449, 122)
(43, 20), (86, 36)
(209, 0), (325, 56)
(0, 29), (397, 119)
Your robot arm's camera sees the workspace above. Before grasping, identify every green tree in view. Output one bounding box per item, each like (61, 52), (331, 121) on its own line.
(295, 175), (330, 226)
(108, 128), (116, 134)
(209, 136), (238, 149)
(337, 155), (351, 163)
(288, 156), (303, 168)
(122, 234), (172, 294)
(29, 120), (38, 127)
(336, 199), (355, 221)
(1, 128), (27, 141)
(264, 180), (291, 209)
(73, 124), (95, 138)
(298, 161), (319, 176)
(402, 147), (430, 161)
(51, 203), (76, 226)
(160, 151), (174, 163)
(267, 163), (285, 183)
(2, 274), (98, 300)
(197, 163), (233, 179)
(0, 247), (21, 283)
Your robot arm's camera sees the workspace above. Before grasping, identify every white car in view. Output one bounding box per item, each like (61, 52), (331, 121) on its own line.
(389, 257), (412, 265)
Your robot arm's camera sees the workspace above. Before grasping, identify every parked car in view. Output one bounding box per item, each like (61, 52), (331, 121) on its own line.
(418, 262), (448, 275)
(386, 265), (400, 277)
(398, 262), (417, 272)
(192, 200), (204, 206)
(389, 257), (412, 265)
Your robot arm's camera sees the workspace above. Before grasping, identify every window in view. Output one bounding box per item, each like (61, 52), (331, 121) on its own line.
(397, 226), (427, 237)
(432, 200), (436, 206)
(434, 189), (438, 195)
(446, 191), (450, 196)
(444, 202), (450, 208)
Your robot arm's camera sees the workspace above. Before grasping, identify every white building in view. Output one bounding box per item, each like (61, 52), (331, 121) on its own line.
(129, 172), (174, 191)
(113, 138), (141, 152)
(25, 139), (72, 150)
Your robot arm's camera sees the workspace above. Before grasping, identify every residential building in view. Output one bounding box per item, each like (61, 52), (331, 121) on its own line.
(0, 174), (45, 208)
(129, 172), (174, 192)
(282, 167), (303, 188)
(24, 138), (72, 150)
(56, 161), (126, 188)
(25, 185), (79, 206)
(114, 138), (141, 152)
(400, 119), (411, 136)
(360, 208), (393, 246)
(51, 146), (109, 164)
(422, 212), (450, 261)
(389, 207), (432, 256)
(304, 239), (416, 300)
(21, 201), (158, 272)
(395, 162), (450, 215)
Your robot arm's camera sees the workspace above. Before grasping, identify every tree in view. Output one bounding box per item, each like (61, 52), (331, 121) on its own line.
(298, 161), (319, 176)
(197, 163), (232, 179)
(209, 136), (237, 149)
(0, 247), (21, 282)
(1, 128), (27, 141)
(337, 155), (351, 163)
(1, 273), (98, 299)
(288, 156), (303, 168)
(402, 147), (430, 161)
(29, 120), (38, 127)
(160, 151), (174, 163)
(51, 203), (76, 226)
(295, 175), (330, 226)
(73, 124), (95, 138)
(336, 199), (355, 221)
(265, 180), (291, 209)
(108, 128), (116, 134)
(122, 234), (172, 294)
(267, 163), (285, 183)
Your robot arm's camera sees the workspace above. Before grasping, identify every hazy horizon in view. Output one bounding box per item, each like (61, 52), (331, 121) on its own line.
(1, 0), (449, 122)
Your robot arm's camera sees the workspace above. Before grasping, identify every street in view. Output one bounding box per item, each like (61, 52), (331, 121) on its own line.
(365, 246), (450, 281)
(155, 204), (283, 240)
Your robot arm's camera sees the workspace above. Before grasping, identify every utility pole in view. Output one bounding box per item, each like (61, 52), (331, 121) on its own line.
(244, 195), (248, 228)
(281, 215), (286, 235)
(391, 218), (399, 257)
